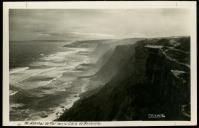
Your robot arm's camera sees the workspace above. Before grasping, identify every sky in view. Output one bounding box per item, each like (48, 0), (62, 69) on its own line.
(9, 9), (191, 41)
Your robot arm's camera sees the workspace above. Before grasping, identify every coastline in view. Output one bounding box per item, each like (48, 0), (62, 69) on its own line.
(9, 41), (99, 121)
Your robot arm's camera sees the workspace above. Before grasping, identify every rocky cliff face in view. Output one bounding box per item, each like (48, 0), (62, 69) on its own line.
(58, 37), (190, 121)
(136, 37), (190, 120)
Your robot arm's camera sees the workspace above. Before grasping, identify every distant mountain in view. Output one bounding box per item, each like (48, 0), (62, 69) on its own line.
(58, 36), (190, 121)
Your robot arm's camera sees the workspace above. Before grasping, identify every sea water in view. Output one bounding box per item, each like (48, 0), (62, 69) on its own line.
(9, 40), (95, 121)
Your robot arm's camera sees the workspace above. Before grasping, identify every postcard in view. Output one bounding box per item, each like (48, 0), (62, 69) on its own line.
(3, 1), (197, 127)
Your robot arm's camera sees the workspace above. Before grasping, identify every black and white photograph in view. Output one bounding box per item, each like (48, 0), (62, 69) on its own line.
(3, 1), (197, 127)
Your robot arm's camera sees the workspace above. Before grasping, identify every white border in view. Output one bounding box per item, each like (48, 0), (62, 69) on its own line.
(3, 1), (197, 126)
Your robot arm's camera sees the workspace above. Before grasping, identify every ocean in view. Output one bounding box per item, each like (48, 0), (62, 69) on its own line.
(9, 40), (96, 121)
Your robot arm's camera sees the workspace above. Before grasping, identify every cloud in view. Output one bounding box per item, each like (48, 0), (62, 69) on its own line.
(9, 9), (191, 41)
(37, 33), (51, 37)
(70, 32), (116, 38)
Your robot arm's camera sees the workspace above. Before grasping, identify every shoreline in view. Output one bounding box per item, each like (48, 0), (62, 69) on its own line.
(38, 77), (92, 121)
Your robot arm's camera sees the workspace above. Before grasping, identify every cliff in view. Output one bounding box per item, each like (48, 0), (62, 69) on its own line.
(92, 38), (142, 83)
(58, 36), (190, 121)
(93, 45), (136, 83)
